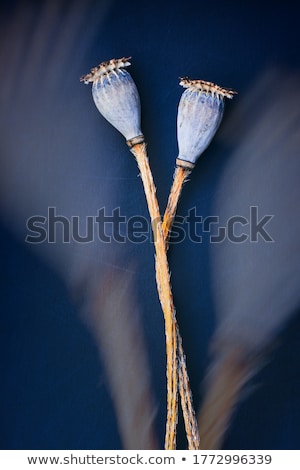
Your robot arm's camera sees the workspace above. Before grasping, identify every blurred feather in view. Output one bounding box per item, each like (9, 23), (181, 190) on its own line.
(0, 0), (158, 449)
(82, 269), (158, 449)
(198, 67), (300, 449)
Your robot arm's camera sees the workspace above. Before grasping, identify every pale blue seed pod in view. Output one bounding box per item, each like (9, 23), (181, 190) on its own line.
(80, 57), (143, 144)
(176, 78), (236, 168)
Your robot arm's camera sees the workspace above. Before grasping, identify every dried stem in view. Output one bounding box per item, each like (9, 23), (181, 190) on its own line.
(162, 165), (200, 449)
(177, 330), (200, 449)
(162, 165), (250, 451)
(131, 144), (200, 449)
(162, 166), (191, 246)
(130, 142), (178, 450)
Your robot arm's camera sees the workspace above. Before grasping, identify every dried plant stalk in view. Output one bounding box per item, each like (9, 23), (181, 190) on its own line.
(177, 331), (200, 449)
(130, 143), (200, 450)
(130, 142), (178, 450)
(162, 166), (191, 245)
(162, 165), (200, 449)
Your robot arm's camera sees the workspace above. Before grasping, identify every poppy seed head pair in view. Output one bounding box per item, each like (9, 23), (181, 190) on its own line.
(81, 57), (236, 165)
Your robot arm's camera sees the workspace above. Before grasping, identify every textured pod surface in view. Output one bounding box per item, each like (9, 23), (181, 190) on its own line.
(177, 79), (235, 164)
(82, 58), (143, 141)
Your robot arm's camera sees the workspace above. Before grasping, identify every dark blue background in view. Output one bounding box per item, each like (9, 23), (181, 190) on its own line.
(1, 0), (300, 449)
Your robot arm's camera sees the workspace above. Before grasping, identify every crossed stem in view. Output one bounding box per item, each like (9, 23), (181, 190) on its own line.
(130, 143), (199, 449)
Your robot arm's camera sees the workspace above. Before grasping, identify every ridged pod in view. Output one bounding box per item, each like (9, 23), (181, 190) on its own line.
(80, 57), (143, 142)
(176, 78), (236, 167)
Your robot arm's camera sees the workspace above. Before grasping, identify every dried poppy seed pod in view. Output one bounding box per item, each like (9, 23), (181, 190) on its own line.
(80, 57), (144, 146)
(176, 78), (236, 169)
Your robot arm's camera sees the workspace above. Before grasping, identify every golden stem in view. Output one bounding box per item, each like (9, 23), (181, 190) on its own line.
(162, 166), (191, 246)
(162, 165), (200, 449)
(130, 143), (178, 450)
(130, 145), (200, 449)
(177, 332), (200, 449)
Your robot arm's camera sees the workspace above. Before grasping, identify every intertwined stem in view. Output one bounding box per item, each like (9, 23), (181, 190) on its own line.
(177, 329), (200, 449)
(131, 143), (200, 450)
(130, 143), (178, 449)
(162, 165), (200, 449)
